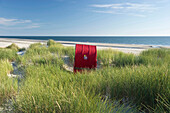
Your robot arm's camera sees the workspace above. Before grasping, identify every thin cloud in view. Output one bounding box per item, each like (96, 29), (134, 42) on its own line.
(26, 23), (40, 29)
(155, 0), (170, 3)
(91, 3), (158, 17)
(92, 10), (123, 15)
(0, 25), (40, 30)
(0, 17), (32, 26)
(0, 17), (40, 29)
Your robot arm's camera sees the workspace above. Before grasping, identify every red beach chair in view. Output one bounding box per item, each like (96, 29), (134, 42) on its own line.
(74, 44), (97, 73)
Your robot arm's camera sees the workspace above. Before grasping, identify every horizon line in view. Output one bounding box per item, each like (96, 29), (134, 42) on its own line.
(0, 35), (170, 37)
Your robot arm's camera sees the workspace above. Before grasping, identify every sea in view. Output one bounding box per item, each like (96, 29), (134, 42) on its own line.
(0, 36), (170, 46)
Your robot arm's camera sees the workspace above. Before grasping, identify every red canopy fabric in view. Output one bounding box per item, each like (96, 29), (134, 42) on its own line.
(74, 44), (97, 73)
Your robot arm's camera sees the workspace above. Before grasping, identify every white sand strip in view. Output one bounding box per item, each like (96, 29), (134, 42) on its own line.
(1, 37), (169, 54)
(0, 38), (46, 49)
(56, 41), (152, 49)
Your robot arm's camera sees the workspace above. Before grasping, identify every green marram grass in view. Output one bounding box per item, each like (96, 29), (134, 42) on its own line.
(6, 43), (20, 51)
(48, 41), (75, 63)
(140, 48), (170, 66)
(6, 43), (26, 52)
(97, 49), (142, 67)
(0, 48), (18, 61)
(0, 40), (169, 112)
(47, 39), (58, 46)
(0, 60), (17, 105)
(0, 48), (18, 105)
(13, 63), (137, 113)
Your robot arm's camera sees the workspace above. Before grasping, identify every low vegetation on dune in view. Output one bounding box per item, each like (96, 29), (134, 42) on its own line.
(0, 59), (17, 106)
(6, 43), (19, 51)
(0, 41), (169, 112)
(6, 43), (25, 52)
(0, 48), (18, 61)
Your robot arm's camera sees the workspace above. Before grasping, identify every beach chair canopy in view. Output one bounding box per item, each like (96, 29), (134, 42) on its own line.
(74, 44), (97, 73)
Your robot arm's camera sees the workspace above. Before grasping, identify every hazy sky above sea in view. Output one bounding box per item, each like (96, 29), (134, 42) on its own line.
(0, 0), (170, 36)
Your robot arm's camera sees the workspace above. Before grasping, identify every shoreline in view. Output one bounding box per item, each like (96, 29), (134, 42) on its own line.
(0, 38), (169, 54)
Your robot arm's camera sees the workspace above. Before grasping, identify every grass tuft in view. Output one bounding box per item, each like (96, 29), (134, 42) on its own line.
(6, 43), (20, 51)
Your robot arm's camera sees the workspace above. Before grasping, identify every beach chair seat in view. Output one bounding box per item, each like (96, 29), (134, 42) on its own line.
(74, 44), (97, 73)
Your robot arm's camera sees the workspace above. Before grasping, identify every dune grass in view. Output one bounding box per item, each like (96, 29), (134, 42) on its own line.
(139, 48), (170, 66)
(48, 42), (75, 63)
(98, 65), (169, 111)
(0, 60), (17, 106)
(6, 43), (20, 51)
(47, 39), (58, 46)
(12, 42), (138, 112)
(6, 43), (26, 52)
(0, 48), (18, 61)
(0, 48), (18, 106)
(0, 40), (169, 112)
(13, 62), (138, 113)
(98, 49), (142, 67)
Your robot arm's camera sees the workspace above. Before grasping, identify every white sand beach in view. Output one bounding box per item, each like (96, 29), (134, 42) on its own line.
(0, 38), (169, 54)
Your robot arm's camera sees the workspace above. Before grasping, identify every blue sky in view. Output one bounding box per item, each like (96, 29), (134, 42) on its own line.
(0, 0), (170, 36)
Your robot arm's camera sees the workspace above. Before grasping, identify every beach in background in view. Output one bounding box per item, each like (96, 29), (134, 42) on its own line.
(0, 37), (162, 54)
(0, 36), (170, 46)
(1, 37), (170, 54)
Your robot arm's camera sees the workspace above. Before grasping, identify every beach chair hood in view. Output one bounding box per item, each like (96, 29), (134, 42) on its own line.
(74, 44), (97, 73)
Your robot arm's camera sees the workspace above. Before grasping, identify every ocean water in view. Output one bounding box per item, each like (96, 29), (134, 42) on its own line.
(0, 36), (170, 46)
